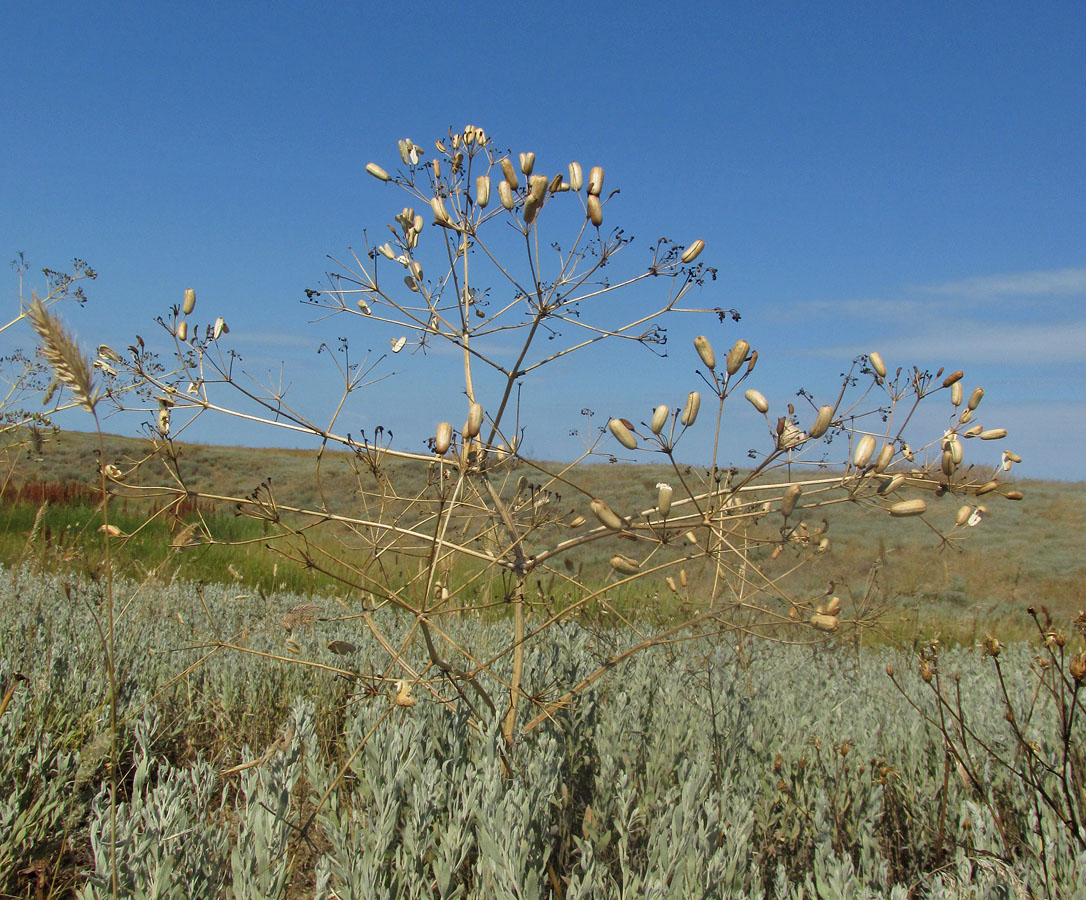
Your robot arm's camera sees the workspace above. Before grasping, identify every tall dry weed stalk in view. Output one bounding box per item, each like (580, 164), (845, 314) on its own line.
(67, 127), (1023, 760)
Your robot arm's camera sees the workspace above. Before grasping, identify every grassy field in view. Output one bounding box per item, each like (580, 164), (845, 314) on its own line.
(1, 428), (1081, 644)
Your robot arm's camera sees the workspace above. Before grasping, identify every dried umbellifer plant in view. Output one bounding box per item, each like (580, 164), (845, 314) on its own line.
(90, 125), (1021, 750)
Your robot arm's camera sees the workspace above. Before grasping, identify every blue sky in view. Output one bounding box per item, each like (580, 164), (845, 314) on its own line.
(3, 1), (1084, 480)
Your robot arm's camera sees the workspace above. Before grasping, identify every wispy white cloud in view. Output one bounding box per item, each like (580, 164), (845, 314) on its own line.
(793, 298), (931, 322)
(919, 267), (1086, 300)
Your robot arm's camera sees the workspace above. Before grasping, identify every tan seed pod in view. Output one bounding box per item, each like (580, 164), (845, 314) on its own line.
(694, 335), (716, 369)
(901, 443), (915, 462)
(656, 482), (673, 517)
(430, 196), (452, 227)
(967, 387), (984, 410)
(869, 352), (887, 378)
(182, 289), (196, 315)
(569, 514), (586, 528)
(771, 544), (784, 560)
(176, 320), (188, 342)
(435, 422), (452, 455)
(98, 344), (123, 363)
(951, 382), (963, 406)
(650, 404), (669, 434)
(432, 158), (441, 178)
(959, 408), (974, 425)
(393, 680), (417, 708)
(378, 243), (395, 260)
(725, 339), (749, 375)
(587, 194), (603, 226)
(366, 162), (391, 182)
(942, 370), (964, 387)
(213, 317), (228, 339)
(404, 275), (420, 292)
(979, 428), (1007, 440)
(681, 391), (701, 426)
(976, 480), (999, 495)
(587, 166), (604, 195)
(498, 180), (515, 210)
(519, 152), (535, 175)
(548, 173), (564, 193)
(745, 389), (769, 414)
(523, 198), (540, 225)
(499, 157), (519, 190)
(824, 596), (842, 616)
(609, 554), (640, 575)
(874, 443), (894, 474)
(810, 613), (840, 632)
(781, 483), (802, 518)
(679, 568), (688, 588)
(464, 402), (484, 439)
(158, 407), (171, 434)
(878, 473), (906, 494)
(590, 498), (625, 530)
(809, 405), (834, 439)
(1003, 489), (1024, 501)
(527, 174), (548, 204)
(853, 435), (876, 468)
(665, 576), (678, 593)
(681, 239), (705, 264)
(817, 537), (831, 553)
(889, 498), (927, 517)
(608, 417), (637, 450)
(357, 297), (371, 314)
(950, 437), (963, 464)
(963, 423), (982, 437)
(99, 523), (123, 538)
(956, 505), (972, 526)
(746, 350), (758, 374)
(569, 162), (583, 191)
(475, 175), (490, 208)
(941, 450), (955, 476)
(1005, 450), (1022, 464)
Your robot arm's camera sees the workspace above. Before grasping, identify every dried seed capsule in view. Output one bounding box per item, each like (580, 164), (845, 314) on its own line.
(941, 450), (956, 476)
(569, 514), (585, 527)
(432, 158), (441, 178)
(366, 162), (391, 182)
(781, 483), (802, 517)
(213, 317), (228, 339)
(548, 174), (564, 193)
(430, 196), (453, 227)
(527, 174), (548, 204)
(889, 498), (927, 517)
(976, 480), (999, 495)
(609, 554), (640, 574)
(725, 339), (749, 375)
(475, 175), (490, 208)
(817, 537), (831, 552)
(463, 402), (484, 439)
(853, 435), (876, 468)
(681, 239), (705, 264)
(586, 195), (603, 226)
(498, 180), (515, 210)
(650, 404), (669, 434)
(878, 473), (906, 494)
(956, 505), (972, 526)
(874, 444), (894, 474)
(681, 391), (700, 426)
(824, 596), (842, 616)
(176, 320), (188, 341)
(590, 498), (625, 530)
(949, 437), (963, 464)
(869, 352), (887, 378)
(810, 613), (840, 632)
(608, 417), (637, 450)
(413, 213), (425, 233)
(745, 389), (769, 414)
(434, 422), (452, 455)
(1003, 489), (1024, 500)
(1005, 450), (1022, 464)
(182, 288), (196, 315)
(499, 157), (519, 190)
(519, 152), (535, 175)
(523, 198), (540, 225)
(587, 166), (604, 195)
(679, 568), (688, 587)
(963, 423), (982, 437)
(809, 405), (834, 439)
(665, 576), (678, 593)
(979, 428), (1007, 440)
(951, 382), (963, 406)
(569, 161), (583, 191)
(942, 370), (964, 387)
(377, 243), (396, 260)
(694, 335), (716, 369)
(967, 387), (984, 410)
(959, 409), (973, 425)
(656, 482), (673, 517)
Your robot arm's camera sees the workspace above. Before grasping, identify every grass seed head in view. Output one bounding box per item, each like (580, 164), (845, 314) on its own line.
(28, 296), (98, 414)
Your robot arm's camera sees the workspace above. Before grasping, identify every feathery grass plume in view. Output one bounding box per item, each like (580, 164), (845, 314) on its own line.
(27, 294), (98, 413)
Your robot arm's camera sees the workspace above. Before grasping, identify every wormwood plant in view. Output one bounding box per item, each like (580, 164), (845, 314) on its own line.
(75, 125), (1023, 752)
